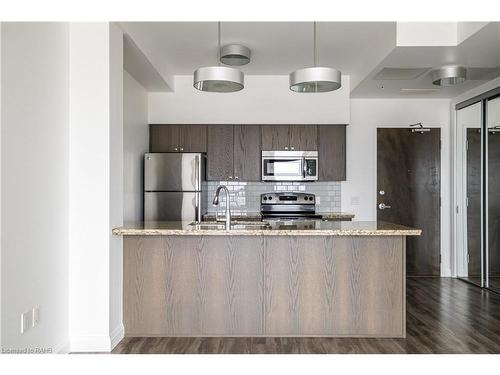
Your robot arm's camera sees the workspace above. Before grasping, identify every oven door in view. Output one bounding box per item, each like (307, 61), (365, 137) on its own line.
(262, 157), (304, 181)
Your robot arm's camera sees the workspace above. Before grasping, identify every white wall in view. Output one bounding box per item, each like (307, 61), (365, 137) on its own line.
(1, 23), (69, 352)
(148, 75), (350, 124)
(69, 22), (123, 352)
(345, 98), (452, 276)
(123, 71), (148, 222)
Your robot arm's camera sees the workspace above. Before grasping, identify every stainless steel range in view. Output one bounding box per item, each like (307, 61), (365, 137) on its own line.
(260, 192), (322, 220)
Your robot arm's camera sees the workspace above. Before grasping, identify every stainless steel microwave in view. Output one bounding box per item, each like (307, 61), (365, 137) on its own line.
(261, 151), (318, 181)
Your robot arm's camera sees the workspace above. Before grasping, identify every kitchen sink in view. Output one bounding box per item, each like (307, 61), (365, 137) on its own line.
(190, 220), (270, 229)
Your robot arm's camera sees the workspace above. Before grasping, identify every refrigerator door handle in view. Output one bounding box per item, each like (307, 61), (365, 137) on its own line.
(195, 155), (201, 222)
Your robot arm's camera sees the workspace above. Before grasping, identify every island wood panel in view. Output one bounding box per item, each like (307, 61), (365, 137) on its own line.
(263, 236), (404, 337)
(289, 125), (318, 150)
(124, 235), (405, 337)
(233, 125), (261, 181)
(180, 125), (207, 152)
(149, 125), (180, 152)
(124, 236), (265, 336)
(261, 125), (290, 150)
(207, 125), (234, 180)
(318, 125), (346, 181)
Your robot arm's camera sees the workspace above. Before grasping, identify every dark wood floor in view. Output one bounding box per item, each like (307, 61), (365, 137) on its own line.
(112, 278), (500, 354)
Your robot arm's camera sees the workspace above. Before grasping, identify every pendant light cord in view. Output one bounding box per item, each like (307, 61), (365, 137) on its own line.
(313, 21), (317, 67)
(217, 21), (221, 66)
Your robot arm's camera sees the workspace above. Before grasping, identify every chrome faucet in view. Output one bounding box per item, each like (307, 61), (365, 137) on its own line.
(212, 185), (231, 229)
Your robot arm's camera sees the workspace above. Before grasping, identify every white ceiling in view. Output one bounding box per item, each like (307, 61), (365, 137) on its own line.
(120, 21), (396, 83)
(120, 21), (500, 99)
(351, 22), (500, 98)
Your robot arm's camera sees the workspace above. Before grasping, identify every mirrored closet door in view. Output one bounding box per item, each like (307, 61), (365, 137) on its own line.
(457, 102), (483, 287)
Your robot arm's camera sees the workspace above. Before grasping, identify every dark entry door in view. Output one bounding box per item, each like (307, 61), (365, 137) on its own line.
(377, 128), (441, 276)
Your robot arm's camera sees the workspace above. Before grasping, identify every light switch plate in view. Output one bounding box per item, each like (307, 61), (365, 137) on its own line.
(21, 310), (32, 334)
(351, 196), (360, 206)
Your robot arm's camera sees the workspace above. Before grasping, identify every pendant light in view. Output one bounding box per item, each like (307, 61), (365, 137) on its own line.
(193, 22), (244, 93)
(289, 22), (341, 93)
(431, 65), (467, 86)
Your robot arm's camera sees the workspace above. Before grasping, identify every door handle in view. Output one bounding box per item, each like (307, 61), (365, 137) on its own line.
(378, 203), (391, 210)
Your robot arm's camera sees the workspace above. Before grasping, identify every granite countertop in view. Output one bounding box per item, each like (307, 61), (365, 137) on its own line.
(202, 212), (355, 221)
(113, 220), (421, 236)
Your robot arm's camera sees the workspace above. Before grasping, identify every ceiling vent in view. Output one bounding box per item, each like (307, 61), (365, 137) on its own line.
(400, 88), (440, 95)
(374, 67), (430, 80)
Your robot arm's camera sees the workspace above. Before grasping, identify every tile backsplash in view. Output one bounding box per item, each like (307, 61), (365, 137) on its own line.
(204, 181), (341, 214)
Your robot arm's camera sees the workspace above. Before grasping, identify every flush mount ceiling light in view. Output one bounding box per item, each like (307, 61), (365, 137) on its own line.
(289, 22), (341, 93)
(431, 65), (467, 86)
(193, 22), (244, 93)
(220, 44), (251, 66)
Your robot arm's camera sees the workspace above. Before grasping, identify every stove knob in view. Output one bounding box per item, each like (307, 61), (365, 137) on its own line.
(263, 196), (267, 201)
(268, 196), (273, 200)
(309, 196), (314, 201)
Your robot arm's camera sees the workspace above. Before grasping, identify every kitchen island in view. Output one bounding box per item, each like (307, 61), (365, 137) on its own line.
(113, 221), (420, 338)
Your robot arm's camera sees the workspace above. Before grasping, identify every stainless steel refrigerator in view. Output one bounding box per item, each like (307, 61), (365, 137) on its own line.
(144, 153), (206, 221)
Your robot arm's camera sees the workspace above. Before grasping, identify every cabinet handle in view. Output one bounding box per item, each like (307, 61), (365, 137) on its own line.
(235, 176), (239, 180)
(174, 147), (178, 151)
(180, 147), (184, 151)
(228, 176), (233, 180)
(284, 146), (289, 150)
(291, 146), (295, 150)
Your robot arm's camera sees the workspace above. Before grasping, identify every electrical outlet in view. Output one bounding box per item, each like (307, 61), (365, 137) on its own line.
(32, 306), (40, 328)
(21, 310), (32, 334)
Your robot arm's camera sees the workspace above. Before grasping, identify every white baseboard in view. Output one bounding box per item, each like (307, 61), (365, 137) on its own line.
(70, 324), (124, 353)
(110, 323), (125, 350)
(70, 335), (112, 353)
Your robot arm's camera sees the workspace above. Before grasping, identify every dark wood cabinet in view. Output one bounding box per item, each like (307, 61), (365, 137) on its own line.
(261, 125), (290, 150)
(149, 125), (207, 152)
(234, 125), (261, 181)
(290, 125), (317, 150)
(180, 125), (207, 152)
(149, 124), (346, 182)
(150, 125), (180, 152)
(261, 125), (317, 151)
(207, 125), (234, 180)
(318, 125), (346, 181)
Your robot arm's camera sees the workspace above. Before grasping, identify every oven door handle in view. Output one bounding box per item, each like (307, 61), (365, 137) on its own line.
(302, 157), (307, 178)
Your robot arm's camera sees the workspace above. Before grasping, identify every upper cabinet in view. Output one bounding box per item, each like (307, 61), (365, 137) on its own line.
(261, 125), (317, 151)
(149, 124), (207, 152)
(290, 125), (317, 150)
(149, 124), (346, 182)
(318, 125), (346, 181)
(207, 125), (234, 181)
(261, 125), (290, 150)
(233, 125), (261, 181)
(207, 125), (261, 181)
